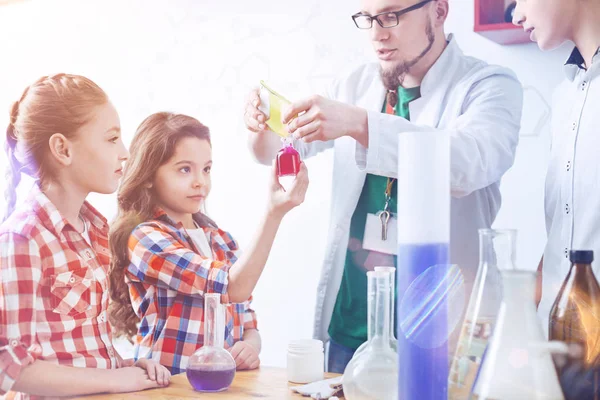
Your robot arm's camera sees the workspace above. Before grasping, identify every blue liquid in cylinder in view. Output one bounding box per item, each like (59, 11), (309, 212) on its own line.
(397, 242), (450, 400)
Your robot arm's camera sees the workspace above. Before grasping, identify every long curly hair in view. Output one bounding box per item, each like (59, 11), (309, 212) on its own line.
(108, 112), (211, 338)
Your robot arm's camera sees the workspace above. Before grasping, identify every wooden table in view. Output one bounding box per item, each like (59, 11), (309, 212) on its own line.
(73, 367), (343, 399)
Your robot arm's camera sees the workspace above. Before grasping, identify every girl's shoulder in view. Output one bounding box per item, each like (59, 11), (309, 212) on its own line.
(204, 226), (239, 252)
(0, 203), (44, 242)
(0, 205), (53, 266)
(191, 213), (238, 251)
(127, 219), (190, 257)
(131, 218), (182, 240)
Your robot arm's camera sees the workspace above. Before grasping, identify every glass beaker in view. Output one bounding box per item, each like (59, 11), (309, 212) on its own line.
(448, 229), (512, 399)
(355, 266), (397, 356)
(470, 269), (568, 399)
(342, 270), (398, 400)
(186, 293), (236, 392)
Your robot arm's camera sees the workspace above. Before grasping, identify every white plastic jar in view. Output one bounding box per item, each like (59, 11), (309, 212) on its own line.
(287, 339), (324, 383)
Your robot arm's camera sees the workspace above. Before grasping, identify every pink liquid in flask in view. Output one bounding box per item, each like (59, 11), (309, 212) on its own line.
(277, 144), (301, 177)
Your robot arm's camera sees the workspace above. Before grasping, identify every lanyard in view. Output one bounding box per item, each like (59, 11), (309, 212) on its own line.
(380, 178), (396, 241)
(384, 177), (395, 212)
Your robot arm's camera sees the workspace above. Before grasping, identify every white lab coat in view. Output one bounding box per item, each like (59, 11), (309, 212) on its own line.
(293, 35), (523, 344)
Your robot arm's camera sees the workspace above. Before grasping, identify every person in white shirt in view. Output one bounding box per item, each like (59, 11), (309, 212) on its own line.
(513, 0), (600, 333)
(245, 0), (523, 374)
(513, 2), (600, 398)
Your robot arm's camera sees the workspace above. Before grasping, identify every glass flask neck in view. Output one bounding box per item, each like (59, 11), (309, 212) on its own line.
(204, 293), (225, 348)
(479, 229), (517, 271)
(367, 271), (391, 346)
(374, 267), (396, 341)
(281, 137), (294, 148)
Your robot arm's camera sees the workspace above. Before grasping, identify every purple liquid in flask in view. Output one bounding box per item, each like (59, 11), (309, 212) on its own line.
(186, 365), (236, 392)
(186, 293), (236, 392)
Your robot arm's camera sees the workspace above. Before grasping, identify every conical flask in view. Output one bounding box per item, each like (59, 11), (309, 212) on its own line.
(470, 267), (568, 399)
(342, 270), (398, 399)
(448, 229), (512, 399)
(186, 293), (236, 392)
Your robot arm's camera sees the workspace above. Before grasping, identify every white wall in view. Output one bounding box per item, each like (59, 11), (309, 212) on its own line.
(0, 0), (572, 368)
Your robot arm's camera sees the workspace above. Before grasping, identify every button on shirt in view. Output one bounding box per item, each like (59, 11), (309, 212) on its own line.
(540, 47), (600, 336)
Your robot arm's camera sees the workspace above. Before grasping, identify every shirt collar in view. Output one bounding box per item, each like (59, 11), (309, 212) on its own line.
(419, 34), (461, 97)
(152, 207), (217, 231)
(27, 184), (108, 237)
(153, 208), (179, 228)
(564, 46), (600, 81)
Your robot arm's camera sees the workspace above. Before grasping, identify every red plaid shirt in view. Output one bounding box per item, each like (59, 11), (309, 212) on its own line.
(126, 210), (258, 374)
(0, 186), (119, 399)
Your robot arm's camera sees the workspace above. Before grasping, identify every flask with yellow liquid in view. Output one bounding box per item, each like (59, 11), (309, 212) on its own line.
(258, 80), (301, 177)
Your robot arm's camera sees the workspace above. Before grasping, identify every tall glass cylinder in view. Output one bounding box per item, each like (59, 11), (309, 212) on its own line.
(396, 131), (450, 399)
(448, 229), (513, 399)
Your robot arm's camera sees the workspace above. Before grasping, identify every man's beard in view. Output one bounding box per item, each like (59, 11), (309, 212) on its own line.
(380, 19), (436, 93)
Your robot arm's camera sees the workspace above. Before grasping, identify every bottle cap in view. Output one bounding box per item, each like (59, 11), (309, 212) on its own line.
(570, 250), (594, 264)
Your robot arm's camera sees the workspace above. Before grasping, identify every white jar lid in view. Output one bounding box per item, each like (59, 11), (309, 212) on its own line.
(288, 339), (323, 352)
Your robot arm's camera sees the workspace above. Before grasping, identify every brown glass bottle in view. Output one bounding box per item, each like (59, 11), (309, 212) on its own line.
(549, 250), (600, 398)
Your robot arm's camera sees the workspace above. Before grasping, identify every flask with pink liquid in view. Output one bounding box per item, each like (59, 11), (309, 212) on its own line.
(277, 139), (301, 177)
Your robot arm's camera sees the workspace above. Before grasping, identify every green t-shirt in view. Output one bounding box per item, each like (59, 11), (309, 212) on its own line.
(328, 86), (421, 350)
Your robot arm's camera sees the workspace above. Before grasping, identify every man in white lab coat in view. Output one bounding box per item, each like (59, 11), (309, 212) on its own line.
(244, 0), (523, 373)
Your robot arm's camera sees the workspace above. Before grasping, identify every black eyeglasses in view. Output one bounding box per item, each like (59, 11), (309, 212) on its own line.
(352, 0), (435, 29)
